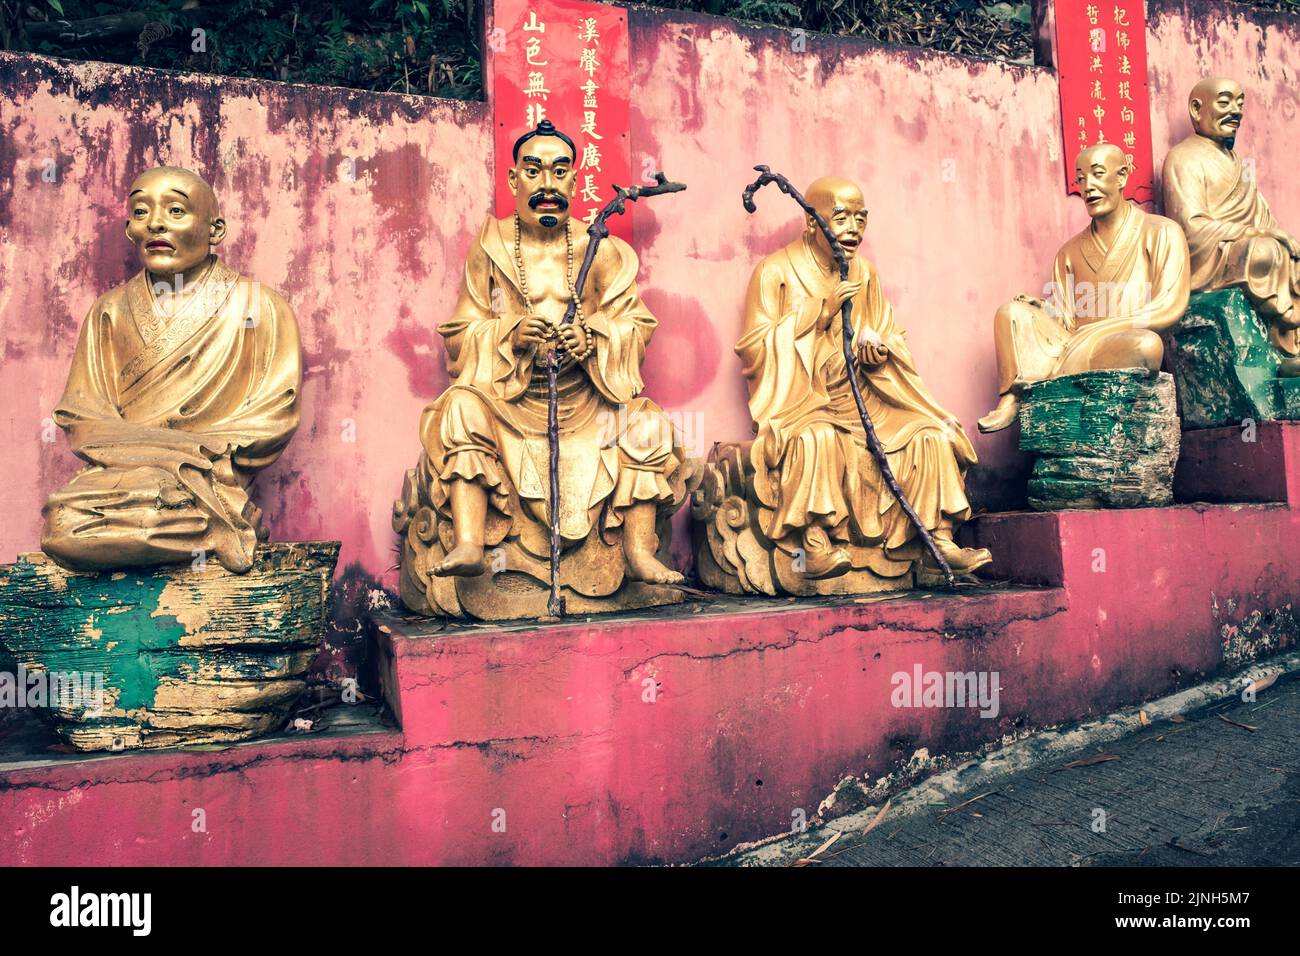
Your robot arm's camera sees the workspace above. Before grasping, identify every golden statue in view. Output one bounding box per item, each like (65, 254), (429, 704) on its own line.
(978, 144), (1191, 432)
(41, 166), (302, 573)
(393, 122), (692, 619)
(1162, 77), (1300, 374)
(693, 175), (989, 596)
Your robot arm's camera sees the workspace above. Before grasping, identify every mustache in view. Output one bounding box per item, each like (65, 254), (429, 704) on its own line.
(529, 192), (569, 210)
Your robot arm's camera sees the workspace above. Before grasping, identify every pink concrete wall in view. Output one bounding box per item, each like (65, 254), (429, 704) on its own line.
(2, 1), (1299, 631)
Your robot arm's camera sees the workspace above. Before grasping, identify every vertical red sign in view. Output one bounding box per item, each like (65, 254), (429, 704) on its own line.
(1054, 0), (1154, 204)
(487, 0), (633, 241)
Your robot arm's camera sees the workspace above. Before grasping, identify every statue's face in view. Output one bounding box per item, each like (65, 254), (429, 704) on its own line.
(1075, 146), (1129, 219)
(126, 168), (224, 278)
(1190, 79), (1244, 146)
(508, 136), (576, 230)
(808, 183), (867, 259)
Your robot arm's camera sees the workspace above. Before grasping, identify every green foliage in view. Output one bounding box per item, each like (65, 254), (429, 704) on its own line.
(7, 0), (1298, 99)
(9, 0), (483, 99)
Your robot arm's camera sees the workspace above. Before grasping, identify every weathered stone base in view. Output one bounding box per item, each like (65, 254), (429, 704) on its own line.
(1168, 288), (1300, 430)
(691, 440), (915, 597)
(393, 464), (692, 621)
(0, 541), (339, 751)
(1019, 369), (1179, 510)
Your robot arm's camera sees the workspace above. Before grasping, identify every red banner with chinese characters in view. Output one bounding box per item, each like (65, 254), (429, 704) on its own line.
(1054, 0), (1154, 204)
(487, 0), (633, 241)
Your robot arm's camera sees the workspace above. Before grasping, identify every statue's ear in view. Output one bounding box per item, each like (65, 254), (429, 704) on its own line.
(210, 217), (227, 246)
(507, 165), (519, 196)
(1189, 96), (1203, 124)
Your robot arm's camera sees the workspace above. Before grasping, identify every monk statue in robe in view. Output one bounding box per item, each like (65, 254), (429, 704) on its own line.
(393, 121), (691, 620)
(1162, 76), (1300, 375)
(977, 144), (1191, 432)
(41, 166), (302, 574)
(703, 175), (989, 590)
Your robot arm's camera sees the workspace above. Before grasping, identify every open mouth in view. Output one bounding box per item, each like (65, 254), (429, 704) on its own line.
(529, 193), (569, 212)
(145, 240), (175, 252)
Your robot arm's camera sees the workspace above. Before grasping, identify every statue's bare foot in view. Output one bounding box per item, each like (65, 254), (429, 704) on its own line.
(977, 394), (1019, 433)
(433, 543), (486, 577)
(625, 549), (684, 585)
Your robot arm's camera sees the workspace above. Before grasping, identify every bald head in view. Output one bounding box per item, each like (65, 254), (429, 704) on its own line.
(129, 166), (219, 218)
(1076, 143), (1128, 173)
(806, 176), (864, 219)
(1188, 77), (1244, 147)
(1189, 77), (1242, 112)
(1074, 144), (1131, 220)
(125, 165), (225, 279)
(803, 176), (868, 259)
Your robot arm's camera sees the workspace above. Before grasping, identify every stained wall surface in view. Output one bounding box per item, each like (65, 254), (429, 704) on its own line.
(2, 1), (1297, 645)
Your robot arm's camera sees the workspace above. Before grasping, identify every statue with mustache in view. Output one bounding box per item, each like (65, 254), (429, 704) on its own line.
(392, 121), (693, 620)
(1163, 77), (1300, 374)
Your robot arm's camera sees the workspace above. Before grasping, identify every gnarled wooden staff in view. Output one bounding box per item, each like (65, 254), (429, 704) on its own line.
(741, 165), (954, 586)
(546, 172), (687, 617)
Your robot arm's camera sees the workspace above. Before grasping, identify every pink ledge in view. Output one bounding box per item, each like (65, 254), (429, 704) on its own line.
(2, 426), (1299, 865)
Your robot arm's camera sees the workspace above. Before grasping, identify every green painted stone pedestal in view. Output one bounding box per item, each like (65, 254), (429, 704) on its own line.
(0, 541), (339, 752)
(1019, 369), (1180, 510)
(1167, 288), (1300, 429)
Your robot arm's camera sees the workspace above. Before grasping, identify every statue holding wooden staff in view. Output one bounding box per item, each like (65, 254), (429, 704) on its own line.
(393, 121), (693, 620)
(692, 170), (990, 596)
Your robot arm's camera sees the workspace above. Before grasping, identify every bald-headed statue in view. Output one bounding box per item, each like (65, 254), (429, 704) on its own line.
(1162, 77), (1300, 374)
(695, 175), (989, 594)
(41, 166), (301, 573)
(978, 145), (1191, 432)
(392, 122), (691, 619)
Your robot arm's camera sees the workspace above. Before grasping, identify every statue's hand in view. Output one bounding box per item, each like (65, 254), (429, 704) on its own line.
(820, 279), (863, 329)
(511, 314), (551, 353)
(857, 342), (890, 368)
(556, 322), (589, 359)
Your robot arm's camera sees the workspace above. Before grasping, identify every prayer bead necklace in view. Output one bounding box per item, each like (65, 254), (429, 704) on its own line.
(512, 213), (594, 363)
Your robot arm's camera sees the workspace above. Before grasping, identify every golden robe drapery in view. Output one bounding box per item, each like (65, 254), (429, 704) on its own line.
(411, 216), (681, 554)
(1162, 133), (1300, 335)
(996, 203), (1191, 393)
(42, 258), (301, 573)
(736, 237), (974, 553)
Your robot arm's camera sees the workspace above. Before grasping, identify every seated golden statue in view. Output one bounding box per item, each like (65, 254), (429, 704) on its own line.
(978, 145), (1191, 432)
(41, 166), (301, 573)
(693, 176), (989, 596)
(1162, 77), (1300, 374)
(393, 122), (692, 619)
